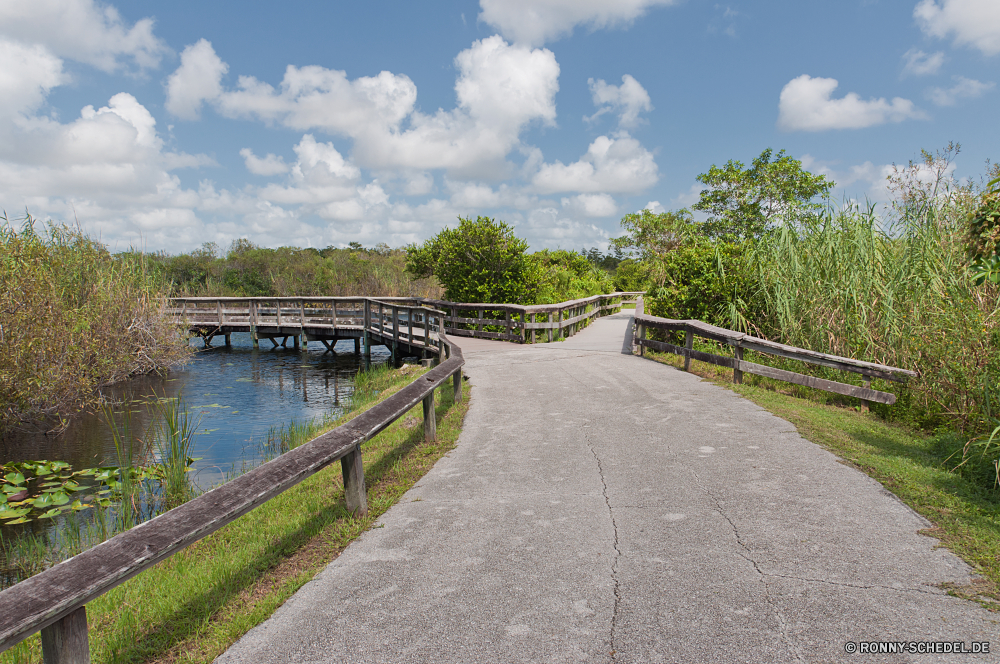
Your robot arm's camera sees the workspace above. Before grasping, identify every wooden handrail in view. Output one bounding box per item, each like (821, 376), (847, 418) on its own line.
(168, 293), (643, 347)
(0, 307), (463, 662)
(632, 297), (914, 405)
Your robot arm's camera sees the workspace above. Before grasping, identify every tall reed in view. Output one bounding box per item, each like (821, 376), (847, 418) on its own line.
(0, 214), (190, 431)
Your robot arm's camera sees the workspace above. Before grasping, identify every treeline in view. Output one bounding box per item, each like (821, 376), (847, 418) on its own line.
(151, 240), (441, 298)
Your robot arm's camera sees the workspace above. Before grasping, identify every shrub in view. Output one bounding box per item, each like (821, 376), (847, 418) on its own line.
(0, 216), (189, 430)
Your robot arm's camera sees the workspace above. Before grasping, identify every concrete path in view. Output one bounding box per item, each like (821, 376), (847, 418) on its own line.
(217, 312), (998, 663)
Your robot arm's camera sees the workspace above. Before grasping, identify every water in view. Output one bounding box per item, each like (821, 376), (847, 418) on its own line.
(0, 333), (395, 489)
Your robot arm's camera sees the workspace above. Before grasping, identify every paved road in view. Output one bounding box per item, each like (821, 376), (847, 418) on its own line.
(217, 311), (998, 663)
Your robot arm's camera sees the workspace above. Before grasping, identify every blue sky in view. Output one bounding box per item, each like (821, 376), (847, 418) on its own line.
(1, 0), (997, 253)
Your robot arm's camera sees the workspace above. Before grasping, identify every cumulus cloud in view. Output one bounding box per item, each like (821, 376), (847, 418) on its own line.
(561, 193), (618, 217)
(778, 75), (925, 131)
(586, 75), (652, 128)
(915, 0), (1000, 56)
(0, 41), (65, 119)
(240, 148), (289, 176)
(644, 200), (666, 214)
(479, 0), (678, 46)
(0, 0), (167, 72)
(533, 133), (658, 194)
(926, 75), (994, 106)
(165, 39), (228, 120)
(901, 48), (945, 76)
(166, 36), (559, 177)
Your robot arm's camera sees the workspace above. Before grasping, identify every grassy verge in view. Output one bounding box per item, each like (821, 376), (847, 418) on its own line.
(2, 363), (470, 664)
(646, 349), (1000, 609)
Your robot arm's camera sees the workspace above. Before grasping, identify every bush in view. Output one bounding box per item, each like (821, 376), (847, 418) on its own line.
(0, 217), (189, 430)
(405, 216), (535, 304)
(530, 249), (613, 304)
(646, 239), (763, 331)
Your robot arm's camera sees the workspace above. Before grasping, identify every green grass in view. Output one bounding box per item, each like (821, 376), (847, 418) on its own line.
(647, 349), (1000, 608)
(1, 363), (470, 664)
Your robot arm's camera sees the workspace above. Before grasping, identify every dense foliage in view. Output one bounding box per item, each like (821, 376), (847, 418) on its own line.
(405, 216), (535, 304)
(693, 148), (834, 240)
(0, 217), (189, 431)
(619, 144), (1000, 459)
(154, 240), (440, 298)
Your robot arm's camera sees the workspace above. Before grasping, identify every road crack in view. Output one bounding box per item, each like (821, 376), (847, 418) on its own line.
(587, 430), (622, 662)
(690, 469), (806, 664)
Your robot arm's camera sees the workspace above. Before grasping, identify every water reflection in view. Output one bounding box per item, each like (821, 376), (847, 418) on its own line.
(0, 333), (395, 488)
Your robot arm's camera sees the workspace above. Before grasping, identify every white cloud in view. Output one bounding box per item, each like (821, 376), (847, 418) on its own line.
(670, 184), (702, 208)
(240, 148), (289, 176)
(0, 0), (167, 72)
(644, 200), (666, 214)
(561, 193), (617, 217)
(778, 75), (925, 131)
(586, 75), (652, 128)
(533, 133), (658, 194)
(901, 48), (945, 76)
(520, 206), (611, 249)
(914, 0), (1000, 56)
(167, 36), (559, 178)
(926, 75), (994, 106)
(479, 0), (678, 46)
(0, 40), (65, 119)
(165, 39), (228, 120)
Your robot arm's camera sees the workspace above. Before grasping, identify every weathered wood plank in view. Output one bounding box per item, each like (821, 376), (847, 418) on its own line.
(739, 360), (896, 404)
(639, 338), (736, 369)
(40, 606), (88, 664)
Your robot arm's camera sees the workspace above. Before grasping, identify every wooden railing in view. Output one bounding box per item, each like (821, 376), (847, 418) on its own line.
(0, 308), (463, 663)
(426, 291), (644, 344)
(632, 297), (916, 405)
(167, 293), (644, 348)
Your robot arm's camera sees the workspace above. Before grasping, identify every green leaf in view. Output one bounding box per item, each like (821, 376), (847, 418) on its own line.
(3, 473), (25, 485)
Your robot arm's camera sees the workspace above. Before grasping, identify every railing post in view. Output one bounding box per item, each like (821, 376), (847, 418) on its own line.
(547, 312), (553, 343)
(407, 307), (414, 345)
(453, 369), (463, 403)
(363, 301), (371, 364)
(477, 308), (483, 336)
(505, 309), (511, 341)
(251, 301), (259, 348)
(438, 315), (445, 362)
(638, 322), (645, 356)
(733, 344), (743, 384)
(391, 306), (399, 363)
(332, 300), (338, 328)
(276, 299), (284, 327)
(450, 306), (456, 335)
(299, 300), (307, 351)
(40, 605), (90, 664)
(340, 445), (367, 516)
(683, 329), (693, 370)
(861, 379), (870, 412)
(527, 311), (533, 344)
(423, 389), (437, 442)
(216, 300), (223, 326)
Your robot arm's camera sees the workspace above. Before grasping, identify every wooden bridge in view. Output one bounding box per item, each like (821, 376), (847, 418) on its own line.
(168, 292), (641, 361)
(0, 292), (933, 663)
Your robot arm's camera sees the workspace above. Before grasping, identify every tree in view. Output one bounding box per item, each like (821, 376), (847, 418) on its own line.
(405, 216), (536, 303)
(610, 209), (696, 264)
(693, 148), (834, 240)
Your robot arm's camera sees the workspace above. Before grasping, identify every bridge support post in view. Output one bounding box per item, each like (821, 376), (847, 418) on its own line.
(453, 370), (463, 404)
(300, 333), (307, 351)
(340, 445), (368, 516)
(40, 605), (89, 664)
(423, 390), (437, 442)
(683, 330), (693, 370)
(224, 333), (231, 347)
(354, 337), (360, 354)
